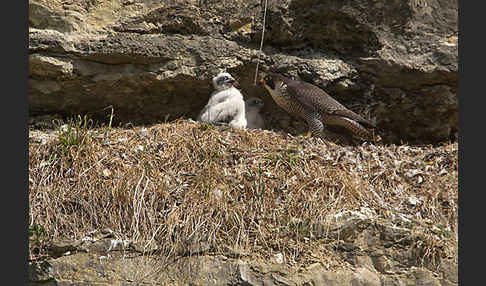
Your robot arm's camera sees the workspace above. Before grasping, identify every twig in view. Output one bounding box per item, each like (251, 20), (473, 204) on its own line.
(78, 155), (108, 177)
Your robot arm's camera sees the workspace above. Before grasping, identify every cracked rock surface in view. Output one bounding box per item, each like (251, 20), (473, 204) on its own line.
(29, 0), (457, 144)
(29, 214), (457, 286)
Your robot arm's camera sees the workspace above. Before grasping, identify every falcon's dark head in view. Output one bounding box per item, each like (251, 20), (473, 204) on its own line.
(260, 73), (288, 101)
(259, 72), (288, 90)
(259, 74), (276, 90)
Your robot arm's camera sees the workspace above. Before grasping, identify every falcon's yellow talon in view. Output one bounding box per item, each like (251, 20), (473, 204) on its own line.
(297, 131), (312, 138)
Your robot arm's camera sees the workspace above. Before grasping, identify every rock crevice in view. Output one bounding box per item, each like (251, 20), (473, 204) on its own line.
(29, 0), (458, 144)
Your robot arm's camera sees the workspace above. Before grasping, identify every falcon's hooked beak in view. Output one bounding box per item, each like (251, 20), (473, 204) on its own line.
(259, 76), (273, 90)
(259, 73), (270, 86)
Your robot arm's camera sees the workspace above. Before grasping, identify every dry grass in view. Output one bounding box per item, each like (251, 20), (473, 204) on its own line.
(29, 118), (458, 269)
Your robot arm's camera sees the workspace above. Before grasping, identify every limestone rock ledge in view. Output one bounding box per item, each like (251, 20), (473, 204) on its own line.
(29, 0), (458, 144)
(29, 210), (458, 286)
(29, 249), (457, 286)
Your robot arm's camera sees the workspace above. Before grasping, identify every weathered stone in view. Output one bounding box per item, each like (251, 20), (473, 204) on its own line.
(29, 220), (458, 286)
(30, 54), (74, 79)
(29, 2), (88, 33)
(439, 258), (458, 284)
(49, 239), (83, 257)
(28, 0), (457, 144)
(409, 267), (442, 286)
(351, 267), (381, 286)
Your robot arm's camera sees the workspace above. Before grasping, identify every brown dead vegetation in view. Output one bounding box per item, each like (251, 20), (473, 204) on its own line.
(29, 118), (457, 269)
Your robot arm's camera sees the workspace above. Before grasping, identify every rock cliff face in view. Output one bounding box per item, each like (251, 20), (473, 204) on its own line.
(29, 211), (458, 286)
(29, 252), (457, 286)
(29, 0), (458, 144)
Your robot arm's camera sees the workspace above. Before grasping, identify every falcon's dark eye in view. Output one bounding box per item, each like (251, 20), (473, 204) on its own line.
(217, 76), (229, 85)
(251, 98), (263, 105)
(264, 76), (271, 81)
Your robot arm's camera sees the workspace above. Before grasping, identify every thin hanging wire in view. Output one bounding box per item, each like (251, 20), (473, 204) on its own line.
(253, 0), (268, 85)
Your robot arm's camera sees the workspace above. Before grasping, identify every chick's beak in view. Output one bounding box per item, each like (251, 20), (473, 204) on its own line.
(232, 80), (240, 88)
(259, 78), (265, 85)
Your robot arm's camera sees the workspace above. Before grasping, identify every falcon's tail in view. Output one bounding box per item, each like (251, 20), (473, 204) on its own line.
(322, 114), (379, 141)
(331, 109), (376, 129)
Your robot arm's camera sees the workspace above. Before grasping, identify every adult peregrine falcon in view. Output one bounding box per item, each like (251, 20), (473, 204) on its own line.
(197, 72), (247, 129)
(259, 72), (376, 140)
(245, 97), (265, 129)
